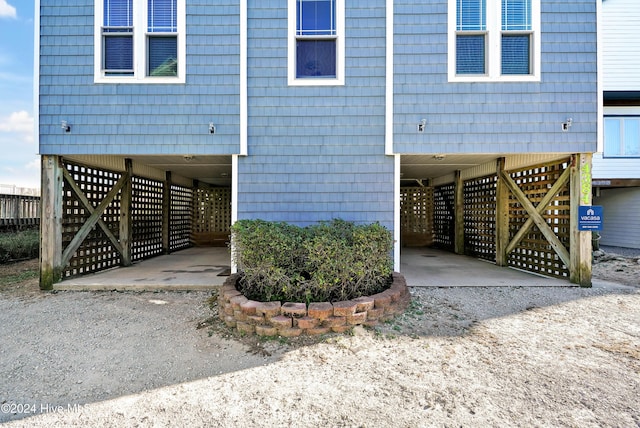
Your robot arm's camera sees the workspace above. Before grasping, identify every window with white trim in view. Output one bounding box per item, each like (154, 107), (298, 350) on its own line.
(95, 0), (185, 83)
(604, 116), (640, 157)
(449, 0), (540, 81)
(288, 0), (345, 86)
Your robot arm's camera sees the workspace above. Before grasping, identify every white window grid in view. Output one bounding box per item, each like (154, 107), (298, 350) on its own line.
(448, 0), (540, 82)
(288, 0), (345, 86)
(94, 0), (185, 84)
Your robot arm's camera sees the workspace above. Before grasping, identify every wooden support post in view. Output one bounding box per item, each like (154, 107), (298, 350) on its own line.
(570, 153), (593, 287)
(12, 195), (20, 227)
(120, 158), (133, 266)
(192, 179), (199, 247)
(39, 155), (63, 290)
(495, 158), (509, 266)
(162, 171), (172, 254)
(454, 170), (464, 255)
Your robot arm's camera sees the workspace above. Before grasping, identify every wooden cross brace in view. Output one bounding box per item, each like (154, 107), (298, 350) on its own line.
(60, 168), (129, 268)
(501, 166), (571, 268)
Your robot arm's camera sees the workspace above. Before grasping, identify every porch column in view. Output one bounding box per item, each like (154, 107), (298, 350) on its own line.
(39, 155), (63, 290)
(119, 158), (133, 266)
(495, 157), (510, 266)
(162, 171), (172, 254)
(454, 170), (464, 255)
(569, 153), (593, 287)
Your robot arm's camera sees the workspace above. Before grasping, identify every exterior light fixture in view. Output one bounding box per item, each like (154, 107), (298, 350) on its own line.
(61, 120), (70, 132)
(417, 119), (427, 133)
(209, 122), (216, 134)
(433, 154), (446, 161)
(562, 118), (573, 132)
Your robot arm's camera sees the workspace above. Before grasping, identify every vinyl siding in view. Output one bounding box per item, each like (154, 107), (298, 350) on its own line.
(592, 153), (640, 179)
(237, 0), (394, 229)
(593, 187), (640, 249)
(38, 0), (241, 155)
(393, 0), (598, 154)
(601, 0), (640, 91)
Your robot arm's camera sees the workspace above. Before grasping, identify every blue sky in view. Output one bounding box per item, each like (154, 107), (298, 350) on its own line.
(0, 0), (37, 189)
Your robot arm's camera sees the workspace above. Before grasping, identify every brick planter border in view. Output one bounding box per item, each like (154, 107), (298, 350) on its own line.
(218, 273), (411, 337)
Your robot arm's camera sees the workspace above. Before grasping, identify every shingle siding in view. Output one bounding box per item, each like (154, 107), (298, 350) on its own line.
(39, 0), (241, 155)
(393, 0), (598, 154)
(238, 0), (393, 228)
(38, 0), (598, 232)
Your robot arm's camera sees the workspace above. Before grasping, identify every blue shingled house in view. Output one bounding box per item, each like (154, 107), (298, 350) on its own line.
(36, 0), (599, 289)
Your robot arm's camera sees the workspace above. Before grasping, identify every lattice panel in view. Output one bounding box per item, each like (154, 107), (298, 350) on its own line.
(193, 187), (232, 234)
(170, 184), (193, 251)
(433, 183), (455, 251)
(131, 176), (164, 261)
(62, 161), (122, 278)
(463, 175), (497, 262)
(507, 159), (571, 278)
(400, 187), (434, 247)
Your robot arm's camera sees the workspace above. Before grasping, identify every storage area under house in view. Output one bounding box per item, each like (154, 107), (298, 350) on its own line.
(39, 152), (593, 289)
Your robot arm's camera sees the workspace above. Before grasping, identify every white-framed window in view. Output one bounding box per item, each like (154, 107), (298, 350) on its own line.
(604, 116), (640, 158)
(94, 0), (186, 83)
(288, 0), (345, 86)
(448, 0), (540, 82)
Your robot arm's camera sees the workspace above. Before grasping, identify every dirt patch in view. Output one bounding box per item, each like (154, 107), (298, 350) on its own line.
(0, 259), (639, 427)
(0, 259), (41, 299)
(593, 250), (640, 287)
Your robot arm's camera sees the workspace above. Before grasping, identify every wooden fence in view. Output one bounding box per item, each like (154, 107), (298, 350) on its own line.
(0, 194), (40, 230)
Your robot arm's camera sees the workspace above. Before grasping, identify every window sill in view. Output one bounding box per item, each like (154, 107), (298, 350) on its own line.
(448, 74), (540, 83)
(94, 75), (185, 84)
(288, 76), (345, 87)
(602, 155), (640, 159)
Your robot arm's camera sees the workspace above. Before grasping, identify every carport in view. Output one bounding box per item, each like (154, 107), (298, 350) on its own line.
(399, 153), (594, 286)
(40, 155), (233, 289)
(42, 151), (594, 290)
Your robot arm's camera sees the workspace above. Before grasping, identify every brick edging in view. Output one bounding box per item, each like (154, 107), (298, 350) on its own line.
(218, 273), (411, 337)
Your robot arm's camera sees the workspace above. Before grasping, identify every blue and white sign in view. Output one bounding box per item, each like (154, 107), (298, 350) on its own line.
(578, 206), (603, 231)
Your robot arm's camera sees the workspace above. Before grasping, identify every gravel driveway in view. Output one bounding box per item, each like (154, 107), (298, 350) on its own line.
(1, 277), (638, 427)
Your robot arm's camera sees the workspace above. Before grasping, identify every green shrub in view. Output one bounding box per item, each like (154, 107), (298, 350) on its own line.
(231, 219), (393, 303)
(0, 230), (40, 264)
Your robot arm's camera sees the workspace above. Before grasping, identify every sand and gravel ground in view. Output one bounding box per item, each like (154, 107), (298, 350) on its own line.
(0, 251), (638, 427)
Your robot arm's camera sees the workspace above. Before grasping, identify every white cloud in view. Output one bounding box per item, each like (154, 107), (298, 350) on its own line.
(0, 154), (41, 188)
(0, 168), (40, 189)
(0, 0), (17, 19)
(0, 110), (34, 143)
(0, 71), (32, 84)
(0, 111), (38, 188)
(25, 158), (40, 170)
